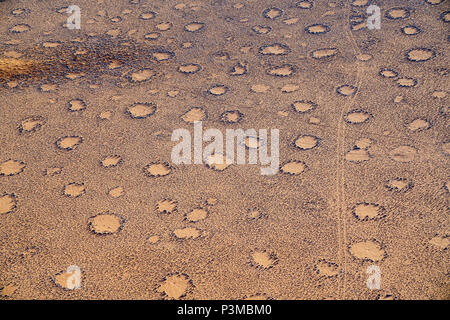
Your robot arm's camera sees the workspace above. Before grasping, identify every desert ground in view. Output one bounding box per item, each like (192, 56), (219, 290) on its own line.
(0, 0), (448, 300)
